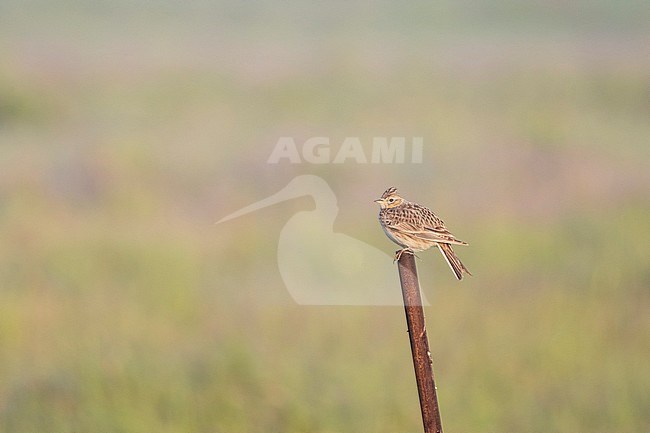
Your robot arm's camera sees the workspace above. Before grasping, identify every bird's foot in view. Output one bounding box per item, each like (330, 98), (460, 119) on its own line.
(394, 248), (416, 262)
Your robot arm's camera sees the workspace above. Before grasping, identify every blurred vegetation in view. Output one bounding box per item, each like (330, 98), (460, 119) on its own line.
(0, 1), (649, 432)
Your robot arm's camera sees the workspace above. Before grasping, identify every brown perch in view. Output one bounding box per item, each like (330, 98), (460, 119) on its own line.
(397, 251), (443, 433)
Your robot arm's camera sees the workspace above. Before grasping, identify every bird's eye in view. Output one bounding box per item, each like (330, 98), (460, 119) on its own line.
(388, 198), (395, 203)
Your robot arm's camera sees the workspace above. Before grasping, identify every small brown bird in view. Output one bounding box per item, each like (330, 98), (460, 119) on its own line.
(374, 187), (471, 280)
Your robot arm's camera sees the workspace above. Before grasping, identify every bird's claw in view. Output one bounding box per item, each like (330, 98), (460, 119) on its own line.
(394, 248), (415, 262)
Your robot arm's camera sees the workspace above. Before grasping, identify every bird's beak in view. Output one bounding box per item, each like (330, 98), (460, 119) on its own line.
(373, 198), (382, 203)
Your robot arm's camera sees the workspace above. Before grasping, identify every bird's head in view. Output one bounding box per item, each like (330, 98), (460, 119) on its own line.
(374, 187), (405, 209)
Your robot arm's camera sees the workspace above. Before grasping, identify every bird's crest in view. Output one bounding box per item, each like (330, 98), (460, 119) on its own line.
(381, 187), (398, 199)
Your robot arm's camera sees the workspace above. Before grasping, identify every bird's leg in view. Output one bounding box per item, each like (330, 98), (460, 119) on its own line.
(394, 248), (415, 262)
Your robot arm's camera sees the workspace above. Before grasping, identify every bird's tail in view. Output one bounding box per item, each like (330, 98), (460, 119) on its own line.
(438, 243), (472, 280)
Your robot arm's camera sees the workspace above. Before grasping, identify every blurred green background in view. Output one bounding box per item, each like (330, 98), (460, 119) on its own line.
(1, 1), (649, 432)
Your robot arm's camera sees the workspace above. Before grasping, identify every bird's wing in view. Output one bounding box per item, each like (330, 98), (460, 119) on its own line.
(386, 219), (468, 246)
(421, 225), (469, 245)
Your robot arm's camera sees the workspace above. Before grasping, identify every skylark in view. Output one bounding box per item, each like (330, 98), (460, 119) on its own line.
(374, 187), (471, 280)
